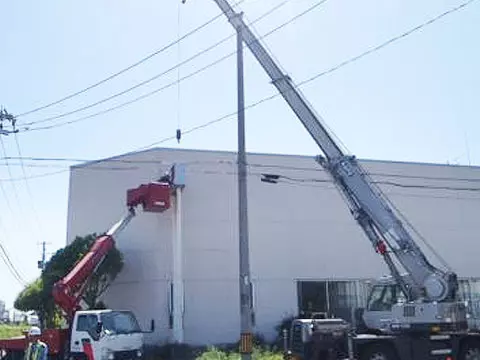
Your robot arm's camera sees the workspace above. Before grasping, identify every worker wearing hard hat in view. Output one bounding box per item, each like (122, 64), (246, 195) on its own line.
(24, 326), (48, 360)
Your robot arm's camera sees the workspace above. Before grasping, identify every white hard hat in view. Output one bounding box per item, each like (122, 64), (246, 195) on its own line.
(28, 326), (41, 336)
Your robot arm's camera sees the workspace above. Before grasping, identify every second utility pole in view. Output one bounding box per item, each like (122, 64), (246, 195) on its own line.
(236, 12), (253, 360)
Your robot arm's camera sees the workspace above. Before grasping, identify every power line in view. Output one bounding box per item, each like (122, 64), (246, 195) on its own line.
(382, 187), (452, 271)
(2, 159), (480, 194)
(0, 137), (23, 207)
(13, 133), (46, 239)
(0, 216), (27, 286)
(21, 0), (323, 132)
(0, 168), (14, 214)
(147, 0), (477, 145)
(1, 153), (480, 183)
(18, 0), (282, 127)
(0, 241), (27, 286)
(248, 163), (480, 183)
(14, 0), (247, 119)
(1, 155), (479, 181)
(257, 176), (480, 203)
(296, 0), (479, 86)
(264, 173), (454, 270)
(0, 136), (43, 272)
(1, 0), (475, 180)
(0, 209), (27, 286)
(22, 33), (236, 126)
(21, 0), (475, 138)
(259, 173), (480, 192)
(0, 169), (67, 182)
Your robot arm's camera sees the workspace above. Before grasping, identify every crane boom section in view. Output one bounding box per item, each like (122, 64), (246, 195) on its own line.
(213, 0), (343, 160)
(210, 0), (457, 303)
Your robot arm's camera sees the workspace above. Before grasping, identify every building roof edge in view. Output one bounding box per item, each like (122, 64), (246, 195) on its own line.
(70, 146), (480, 171)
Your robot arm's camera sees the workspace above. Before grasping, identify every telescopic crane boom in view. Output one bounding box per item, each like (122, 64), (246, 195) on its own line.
(201, 0), (466, 330)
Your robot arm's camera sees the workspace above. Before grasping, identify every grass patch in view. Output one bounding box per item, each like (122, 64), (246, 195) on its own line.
(145, 344), (284, 360)
(0, 324), (27, 339)
(196, 347), (283, 360)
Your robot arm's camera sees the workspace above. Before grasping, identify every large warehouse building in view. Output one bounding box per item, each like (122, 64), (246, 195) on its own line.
(66, 147), (480, 346)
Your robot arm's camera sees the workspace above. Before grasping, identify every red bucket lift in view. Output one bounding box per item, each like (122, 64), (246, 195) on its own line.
(127, 182), (171, 212)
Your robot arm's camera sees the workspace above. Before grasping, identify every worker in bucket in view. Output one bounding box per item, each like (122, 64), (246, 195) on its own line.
(24, 326), (48, 360)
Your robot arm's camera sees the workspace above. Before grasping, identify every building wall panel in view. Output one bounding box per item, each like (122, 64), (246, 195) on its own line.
(66, 148), (480, 345)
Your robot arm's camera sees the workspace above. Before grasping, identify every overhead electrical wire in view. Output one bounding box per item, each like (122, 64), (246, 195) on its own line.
(1, 158), (480, 194)
(1, 155), (480, 180)
(254, 175), (480, 203)
(0, 241), (27, 286)
(0, 142), (16, 283)
(0, 137), (43, 276)
(0, 216), (27, 286)
(382, 187), (453, 271)
(21, 0), (475, 134)
(20, 0), (296, 130)
(0, 170), (14, 213)
(1, 0), (475, 178)
(14, 0), (247, 119)
(257, 173), (480, 192)
(2, 155), (480, 182)
(296, 0), (479, 85)
(266, 173), (455, 270)
(13, 133), (46, 238)
(146, 0), (477, 145)
(0, 137), (23, 207)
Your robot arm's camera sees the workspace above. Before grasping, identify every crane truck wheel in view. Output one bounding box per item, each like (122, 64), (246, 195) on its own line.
(458, 340), (480, 360)
(359, 343), (399, 360)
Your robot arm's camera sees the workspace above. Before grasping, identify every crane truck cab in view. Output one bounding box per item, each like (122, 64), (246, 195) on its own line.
(69, 309), (154, 360)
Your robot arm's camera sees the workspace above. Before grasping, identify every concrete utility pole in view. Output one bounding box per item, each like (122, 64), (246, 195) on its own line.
(236, 13), (254, 360)
(37, 241), (48, 270)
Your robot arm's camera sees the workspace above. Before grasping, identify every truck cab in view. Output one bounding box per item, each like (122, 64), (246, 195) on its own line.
(69, 310), (152, 360)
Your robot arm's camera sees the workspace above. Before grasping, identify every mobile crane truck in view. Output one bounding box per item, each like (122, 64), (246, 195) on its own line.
(0, 180), (173, 360)
(197, 0), (480, 359)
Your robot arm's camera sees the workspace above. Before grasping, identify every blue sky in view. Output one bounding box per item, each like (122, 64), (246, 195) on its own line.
(0, 0), (478, 308)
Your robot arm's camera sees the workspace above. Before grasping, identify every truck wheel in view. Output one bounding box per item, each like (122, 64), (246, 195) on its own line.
(360, 344), (398, 360)
(459, 341), (480, 360)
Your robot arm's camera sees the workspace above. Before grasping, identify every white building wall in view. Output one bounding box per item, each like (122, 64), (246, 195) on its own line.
(66, 147), (480, 346)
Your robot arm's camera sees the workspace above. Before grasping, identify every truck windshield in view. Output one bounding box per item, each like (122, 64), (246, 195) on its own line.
(101, 311), (141, 334)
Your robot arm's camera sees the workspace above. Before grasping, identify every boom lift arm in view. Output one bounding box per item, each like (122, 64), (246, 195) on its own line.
(52, 208), (136, 322)
(206, 0), (459, 305)
(53, 182), (172, 323)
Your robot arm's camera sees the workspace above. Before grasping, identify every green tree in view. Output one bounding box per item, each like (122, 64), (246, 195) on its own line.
(15, 233), (124, 327)
(14, 278), (46, 326)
